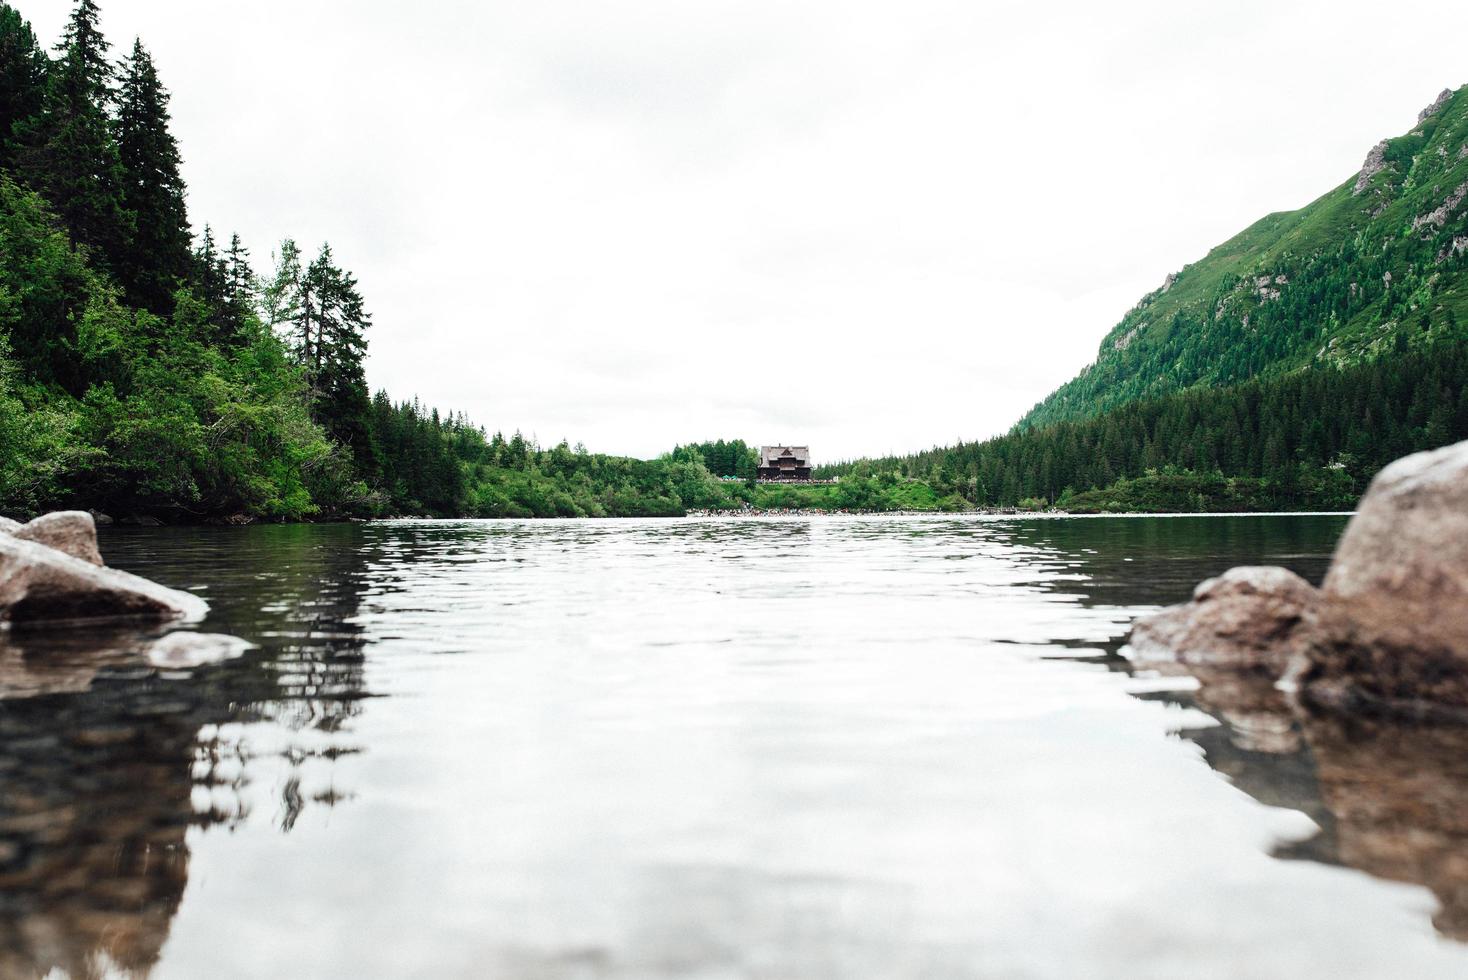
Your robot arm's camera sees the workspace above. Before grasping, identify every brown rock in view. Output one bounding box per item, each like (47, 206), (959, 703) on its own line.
(0, 534), (207, 626)
(1128, 566), (1320, 671)
(1305, 440), (1468, 718)
(14, 511), (104, 566)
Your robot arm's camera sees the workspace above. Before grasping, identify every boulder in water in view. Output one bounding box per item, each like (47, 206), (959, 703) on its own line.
(1128, 565), (1320, 672)
(13, 511), (104, 565)
(1131, 438), (1468, 722)
(1305, 440), (1468, 718)
(0, 532), (206, 626)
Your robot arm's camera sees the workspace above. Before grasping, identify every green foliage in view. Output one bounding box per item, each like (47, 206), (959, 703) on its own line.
(0, 4), (46, 172)
(824, 344), (1468, 511)
(676, 438), (758, 480)
(0, 169), (349, 519)
(4, 2), (1465, 522)
(1021, 85), (1468, 431)
(112, 38), (190, 313)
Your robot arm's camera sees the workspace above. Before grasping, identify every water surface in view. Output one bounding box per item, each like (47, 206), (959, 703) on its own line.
(4, 515), (1468, 978)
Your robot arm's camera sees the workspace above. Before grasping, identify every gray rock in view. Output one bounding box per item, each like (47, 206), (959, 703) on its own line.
(1305, 440), (1468, 717)
(0, 533), (207, 625)
(0, 516), (20, 535)
(1354, 140), (1390, 195)
(1128, 566), (1320, 671)
(145, 631), (253, 668)
(1418, 87), (1454, 122)
(119, 515), (164, 527)
(14, 511), (103, 566)
(88, 510), (114, 527)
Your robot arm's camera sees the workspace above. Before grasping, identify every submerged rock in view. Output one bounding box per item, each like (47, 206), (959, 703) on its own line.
(0, 533), (206, 626)
(144, 631), (253, 668)
(1128, 566), (1320, 671)
(14, 511), (104, 565)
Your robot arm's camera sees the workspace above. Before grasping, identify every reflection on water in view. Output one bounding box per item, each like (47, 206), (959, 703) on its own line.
(0, 526), (373, 979)
(3, 515), (1468, 978)
(1148, 672), (1468, 943)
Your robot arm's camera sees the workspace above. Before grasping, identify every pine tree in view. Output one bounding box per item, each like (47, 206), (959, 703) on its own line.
(16, 0), (131, 266)
(0, 4), (48, 171)
(217, 231), (254, 343)
(191, 224), (228, 334)
(279, 243), (380, 475)
(261, 237), (304, 341)
(113, 38), (190, 314)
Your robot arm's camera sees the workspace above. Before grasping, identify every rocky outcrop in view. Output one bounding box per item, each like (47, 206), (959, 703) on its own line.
(1129, 566), (1319, 671)
(1412, 180), (1468, 231)
(1129, 438), (1468, 721)
(1418, 87), (1454, 122)
(12, 511), (104, 565)
(1353, 140), (1390, 195)
(0, 526), (206, 626)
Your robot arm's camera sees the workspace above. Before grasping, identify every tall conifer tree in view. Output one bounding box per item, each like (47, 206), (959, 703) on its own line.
(0, 4), (48, 171)
(216, 231), (255, 343)
(114, 38), (190, 313)
(300, 244), (378, 474)
(17, 0), (130, 265)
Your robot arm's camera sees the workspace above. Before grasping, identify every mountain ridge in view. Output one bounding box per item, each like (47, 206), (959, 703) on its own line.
(1018, 84), (1468, 430)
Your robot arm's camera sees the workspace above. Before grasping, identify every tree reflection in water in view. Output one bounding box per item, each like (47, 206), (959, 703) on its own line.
(0, 525), (375, 979)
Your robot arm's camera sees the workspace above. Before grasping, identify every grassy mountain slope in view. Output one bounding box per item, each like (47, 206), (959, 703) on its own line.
(1020, 84), (1468, 429)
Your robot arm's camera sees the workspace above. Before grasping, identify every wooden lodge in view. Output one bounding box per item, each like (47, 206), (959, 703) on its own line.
(758, 446), (813, 481)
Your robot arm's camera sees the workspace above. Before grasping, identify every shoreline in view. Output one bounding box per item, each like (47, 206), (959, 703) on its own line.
(61, 508), (1361, 527)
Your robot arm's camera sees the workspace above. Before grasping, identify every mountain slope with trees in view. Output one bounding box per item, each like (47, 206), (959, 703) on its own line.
(819, 86), (1468, 511)
(1020, 85), (1468, 430)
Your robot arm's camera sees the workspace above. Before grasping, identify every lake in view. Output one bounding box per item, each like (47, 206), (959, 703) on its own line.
(5, 514), (1468, 978)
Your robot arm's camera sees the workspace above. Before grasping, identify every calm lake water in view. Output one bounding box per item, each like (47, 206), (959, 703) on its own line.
(5, 514), (1468, 978)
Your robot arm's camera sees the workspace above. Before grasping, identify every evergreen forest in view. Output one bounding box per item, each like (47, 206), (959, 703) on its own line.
(2, 2), (1466, 520)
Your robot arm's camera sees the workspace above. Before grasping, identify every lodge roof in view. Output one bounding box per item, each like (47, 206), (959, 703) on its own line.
(760, 446), (810, 467)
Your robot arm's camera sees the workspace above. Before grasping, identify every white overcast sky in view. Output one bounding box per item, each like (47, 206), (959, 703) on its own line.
(25, 1), (1468, 461)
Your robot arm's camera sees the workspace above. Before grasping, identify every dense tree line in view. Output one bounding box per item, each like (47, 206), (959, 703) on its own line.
(0, 1), (746, 521)
(821, 344), (1468, 510)
(5, 1), (1463, 522)
(674, 439), (758, 480)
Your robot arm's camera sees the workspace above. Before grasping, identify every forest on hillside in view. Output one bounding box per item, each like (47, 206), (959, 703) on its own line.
(4, 1), (1464, 522)
(1020, 85), (1468, 430)
(820, 343), (1468, 511)
(0, 0), (768, 521)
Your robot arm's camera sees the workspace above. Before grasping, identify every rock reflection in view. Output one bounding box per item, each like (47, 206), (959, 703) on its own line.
(0, 525), (376, 979)
(984, 515), (1468, 944)
(1159, 668), (1468, 942)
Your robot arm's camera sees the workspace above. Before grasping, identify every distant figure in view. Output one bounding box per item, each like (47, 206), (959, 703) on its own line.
(758, 446), (812, 481)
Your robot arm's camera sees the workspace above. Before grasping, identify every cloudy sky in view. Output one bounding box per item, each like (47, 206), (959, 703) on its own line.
(26, 1), (1468, 461)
